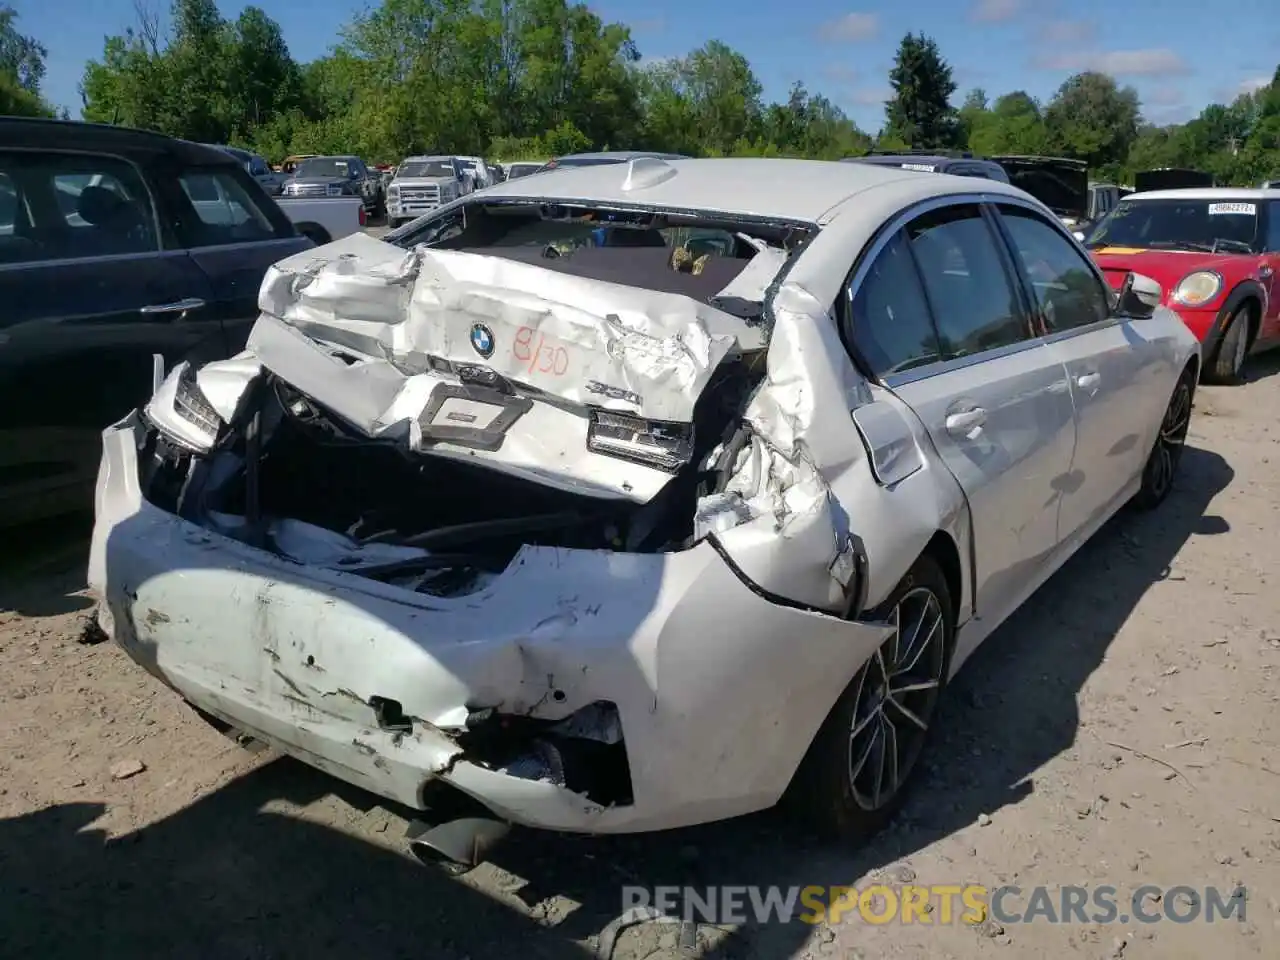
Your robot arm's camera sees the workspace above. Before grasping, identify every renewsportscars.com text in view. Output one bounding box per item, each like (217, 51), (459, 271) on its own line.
(621, 884), (1247, 926)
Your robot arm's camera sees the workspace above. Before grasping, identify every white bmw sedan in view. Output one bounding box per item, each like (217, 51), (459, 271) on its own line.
(88, 157), (1198, 867)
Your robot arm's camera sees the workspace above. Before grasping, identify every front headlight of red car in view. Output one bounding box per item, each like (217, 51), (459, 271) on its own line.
(1171, 270), (1223, 307)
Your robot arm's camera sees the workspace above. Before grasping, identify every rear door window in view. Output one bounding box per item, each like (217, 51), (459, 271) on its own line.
(997, 204), (1111, 333)
(847, 230), (943, 377)
(174, 167), (282, 247)
(905, 204), (1032, 359)
(0, 151), (159, 263)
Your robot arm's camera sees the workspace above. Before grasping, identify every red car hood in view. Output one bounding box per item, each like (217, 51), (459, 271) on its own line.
(1090, 246), (1243, 294)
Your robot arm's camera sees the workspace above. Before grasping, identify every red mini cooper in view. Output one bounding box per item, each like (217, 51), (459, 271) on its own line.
(1084, 188), (1280, 383)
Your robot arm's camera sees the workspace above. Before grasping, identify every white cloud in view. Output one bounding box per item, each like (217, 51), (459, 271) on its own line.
(1211, 76), (1270, 102)
(824, 12), (879, 42)
(1037, 19), (1096, 44)
(821, 64), (859, 84)
(1143, 87), (1185, 107)
(1034, 48), (1190, 76)
(849, 86), (893, 106)
(971, 0), (1022, 22)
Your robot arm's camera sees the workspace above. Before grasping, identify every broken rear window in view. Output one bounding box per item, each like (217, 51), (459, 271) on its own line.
(393, 202), (808, 309)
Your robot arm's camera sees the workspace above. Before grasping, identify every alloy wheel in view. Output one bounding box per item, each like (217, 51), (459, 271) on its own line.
(847, 587), (947, 811)
(1147, 379), (1191, 500)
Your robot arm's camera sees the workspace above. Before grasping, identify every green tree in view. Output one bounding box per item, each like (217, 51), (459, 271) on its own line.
(883, 32), (961, 149)
(1043, 72), (1139, 169)
(0, 4), (53, 116)
(967, 91), (1047, 155)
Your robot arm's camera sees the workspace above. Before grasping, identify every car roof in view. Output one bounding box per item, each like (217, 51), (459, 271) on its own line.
(206, 144), (253, 160)
(472, 156), (1029, 223)
(846, 154), (991, 168)
(402, 155), (456, 163)
(0, 117), (237, 166)
(555, 150), (689, 161)
(1126, 187), (1280, 201)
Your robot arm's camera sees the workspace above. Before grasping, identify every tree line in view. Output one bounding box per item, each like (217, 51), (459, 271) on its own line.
(3, 0), (1279, 185)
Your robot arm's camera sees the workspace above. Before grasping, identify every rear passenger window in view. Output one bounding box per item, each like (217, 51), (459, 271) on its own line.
(176, 167), (279, 247)
(905, 204), (1031, 359)
(848, 230), (943, 377)
(0, 151), (158, 264)
(998, 205), (1110, 332)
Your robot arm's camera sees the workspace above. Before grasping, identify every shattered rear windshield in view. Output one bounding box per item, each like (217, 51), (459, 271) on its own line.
(392, 202), (809, 311)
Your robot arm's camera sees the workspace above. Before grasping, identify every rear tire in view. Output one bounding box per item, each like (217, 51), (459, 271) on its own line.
(1207, 304), (1252, 384)
(785, 555), (954, 842)
(1133, 366), (1194, 511)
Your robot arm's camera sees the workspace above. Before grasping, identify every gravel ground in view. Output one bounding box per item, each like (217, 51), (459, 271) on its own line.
(2, 356), (1279, 960)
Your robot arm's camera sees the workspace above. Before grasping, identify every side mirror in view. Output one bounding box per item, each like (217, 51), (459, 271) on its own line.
(1117, 271), (1162, 319)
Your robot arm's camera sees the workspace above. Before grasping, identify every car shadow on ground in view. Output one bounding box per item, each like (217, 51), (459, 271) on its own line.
(0, 511), (94, 617)
(1244, 348), (1280, 384)
(0, 446), (1233, 959)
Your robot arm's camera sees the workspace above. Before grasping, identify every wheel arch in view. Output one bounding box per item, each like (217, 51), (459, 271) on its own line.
(919, 530), (963, 632)
(1207, 281), (1264, 355)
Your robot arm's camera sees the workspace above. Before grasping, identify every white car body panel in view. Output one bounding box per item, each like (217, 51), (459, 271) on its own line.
(274, 196), (365, 241)
(88, 157), (1201, 835)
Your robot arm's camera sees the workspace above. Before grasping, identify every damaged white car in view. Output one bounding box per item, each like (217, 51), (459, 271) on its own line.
(89, 157), (1199, 869)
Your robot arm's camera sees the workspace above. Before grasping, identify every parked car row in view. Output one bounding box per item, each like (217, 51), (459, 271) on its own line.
(85, 151), (1206, 875)
(7, 115), (1279, 880)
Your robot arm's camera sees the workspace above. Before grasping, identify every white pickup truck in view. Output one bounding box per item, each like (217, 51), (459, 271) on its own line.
(275, 196), (367, 245)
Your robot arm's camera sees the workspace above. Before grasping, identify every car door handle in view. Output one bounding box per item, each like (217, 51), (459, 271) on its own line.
(140, 297), (206, 318)
(1075, 372), (1101, 391)
(945, 407), (986, 437)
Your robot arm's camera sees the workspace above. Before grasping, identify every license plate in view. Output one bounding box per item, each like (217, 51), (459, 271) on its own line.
(417, 382), (532, 451)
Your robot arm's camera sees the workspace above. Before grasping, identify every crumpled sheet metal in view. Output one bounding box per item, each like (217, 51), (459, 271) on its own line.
(257, 232), (750, 423)
(692, 282), (861, 612)
(244, 313), (674, 503)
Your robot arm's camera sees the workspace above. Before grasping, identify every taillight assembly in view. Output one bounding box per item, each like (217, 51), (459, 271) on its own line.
(586, 410), (694, 473)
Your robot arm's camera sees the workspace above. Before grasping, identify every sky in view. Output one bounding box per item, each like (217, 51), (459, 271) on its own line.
(22, 0), (1280, 135)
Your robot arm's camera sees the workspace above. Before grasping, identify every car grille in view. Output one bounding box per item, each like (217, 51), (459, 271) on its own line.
(399, 186), (440, 202)
(293, 184), (331, 198)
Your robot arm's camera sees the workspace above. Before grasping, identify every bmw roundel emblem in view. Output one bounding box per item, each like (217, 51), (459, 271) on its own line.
(470, 323), (495, 358)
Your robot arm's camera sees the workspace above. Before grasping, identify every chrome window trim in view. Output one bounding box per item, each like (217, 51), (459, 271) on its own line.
(882, 335), (1046, 388)
(0, 146), (167, 254)
(844, 191), (1125, 388)
(843, 191), (1041, 384)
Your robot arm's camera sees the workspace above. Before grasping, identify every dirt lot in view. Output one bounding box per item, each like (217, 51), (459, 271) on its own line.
(2, 360), (1279, 960)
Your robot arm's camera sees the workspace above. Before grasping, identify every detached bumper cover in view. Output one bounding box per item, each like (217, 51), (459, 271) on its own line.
(89, 414), (892, 833)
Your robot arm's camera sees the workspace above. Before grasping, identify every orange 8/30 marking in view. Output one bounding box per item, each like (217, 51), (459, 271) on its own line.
(512, 325), (569, 376)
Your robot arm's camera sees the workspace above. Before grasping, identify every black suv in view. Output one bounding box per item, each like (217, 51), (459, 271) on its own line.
(282, 155), (384, 216)
(843, 150), (1012, 182)
(0, 118), (312, 527)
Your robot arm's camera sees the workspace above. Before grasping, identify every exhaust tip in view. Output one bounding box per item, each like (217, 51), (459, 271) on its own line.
(405, 816), (511, 875)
